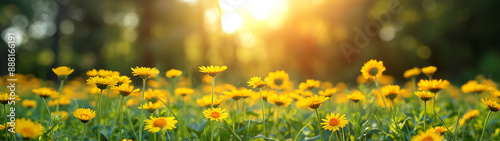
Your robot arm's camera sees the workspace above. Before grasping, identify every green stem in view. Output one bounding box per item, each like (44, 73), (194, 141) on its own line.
(80, 123), (86, 141)
(374, 76), (388, 110)
(424, 101), (427, 132)
(56, 80), (64, 115)
(155, 95), (192, 140)
(223, 120), (243, 141)
(479, 110), (493, 141)
(211, 120), (215, 141)
(259, 89), (267, 136)
(125, 101), (138, 140)
(167, 131), (171, 141)
(118, 95), (124, 140)
(4, 104), (8, 141)
(315, 109), (323, 141)
(328, 130), (334, 141)
(140, 79), (146, 141)
(97, 89), (103, 141)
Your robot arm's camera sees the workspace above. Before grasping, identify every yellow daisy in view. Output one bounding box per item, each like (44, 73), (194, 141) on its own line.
(267, 95), (293, 107)
(299, 95), (329, 109)
(48, 97), (71, 107)
(414, 91), (435, 101)
(144, 116), (177, 133)
(321, 112), (348, 132)
(404, 67), (421, 78)
(111, 75), (132, 85)
(203, 108), (229, 122)
(247, 77), (266, 88)
(166, 69), (183, 78)
(87, 76), (117, 90)
(73, 108), (96, 123)
(381, 85), (401, 100)
(112, 83), (140, 96)
(22, 99), (37, 108)
(459, 110), (479, 126)
(418, 79), (450, 93)
(52, 66), (74, 80)
(53, 111), (69, 120)
(421, 66), (437, 75)
(138, 102), (162, 113)
(15, 118), (44, 139)
(411, 130), (444, 141)
(299, 79), (321, 90)
(429, 126), (449, 135)
(199, 65), (227, 77)
(196, 95), (224, 108)
(175, 87), (194, 97)
(265, 70), (290, 90)
(461, 80), (488, 94)
(481, 98), (500, 112)
(260, 90), (276, 101)
(0, 93), (20, 105)
(346, 90), (366, 103)
(86, 69), (99, 77)
(319, 88), (337, 97)
(131, 67), (160, 79)
(360, 59), (386, 80)
(32, 87), (58, 98)
(126, 98), (140, 107)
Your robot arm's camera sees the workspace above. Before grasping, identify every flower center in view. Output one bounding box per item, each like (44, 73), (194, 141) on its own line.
(421, 136), (434, 141)
(274, 79), (283, 86)
(211, 111), (221, 118)
(369, 68), (379, 76)
(153, 118), (167, 128)
(329, 118), (340, 126)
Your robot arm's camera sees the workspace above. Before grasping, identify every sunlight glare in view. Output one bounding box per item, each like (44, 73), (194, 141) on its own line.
(221, 11), (243, 34)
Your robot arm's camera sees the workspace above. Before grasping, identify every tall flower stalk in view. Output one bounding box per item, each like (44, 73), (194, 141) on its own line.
(247, 77), (266, 136)
(131, 66), (159, 141)
(199, 65), (227, 141)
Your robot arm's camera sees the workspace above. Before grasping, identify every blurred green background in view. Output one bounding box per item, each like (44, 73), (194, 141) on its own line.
(1, 0), (500, 85)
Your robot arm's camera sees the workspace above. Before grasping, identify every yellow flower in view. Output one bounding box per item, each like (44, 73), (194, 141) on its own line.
(112, 75), (132, 85)
(15, 118), (44, 139)
(175, 87), (194, 97)
(0, 93), (19, 105)
(73, 108), (96, 123)
(411, 130), (444, 141)
(321, 112), (348, 132)
(199, 65), (227, 77)
(144, 89), (169, 100)
(52, 66), (74, 80)
(196, 95), (224, 108)
(224, 89), (242, 100)
(33, 87), (58, 98)
(112, 83), (140, 96)
(481, 98), (500, 112)
(403, 67), (421, 78)
(96, 69), (120, 77)
(202, 75), (212, 84)
(53, 111), (69, 120)
(260, 90), (276, 101)
(267, 95), (292, 107)
(203, 108), (229, 122)
(429, 126), (449, 135)
(381, 85), (401, 100)
(22, 99), (37, 108)
(360, 59), (386, 80)
(461, 80), (487, 94)
(299, 79), (321, 90)
(299, 95), (329, 109)
(144, 116), (177, 133)
(357, 75), (370, 84)
(286, 92), (304, 101)
(414, 91), (435, 101)
(492, 90), (500, 98)
(138, 102), (162, 113)
(459, 110), (479, 126)
(131, 67), (160, 79)
(166, 69), (183, 78)
(421, 66), (437, 75)
(87, 76), (117, 90)
(418, 79), (450, 93)
(248, 77), (266, 88)
(346, 90), (366, 103)
(122, 139), (133, 141)
(265, 70), (290, 90)
(296, 89), (313, 97)
(48, 97), (71, 107)
(0, 125), (4, 130)
(86, 69), (98, 77)
(319, 88), (337, 97)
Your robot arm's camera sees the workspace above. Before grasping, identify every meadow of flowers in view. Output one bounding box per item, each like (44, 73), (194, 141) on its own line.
(1, 59), (500, 141)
